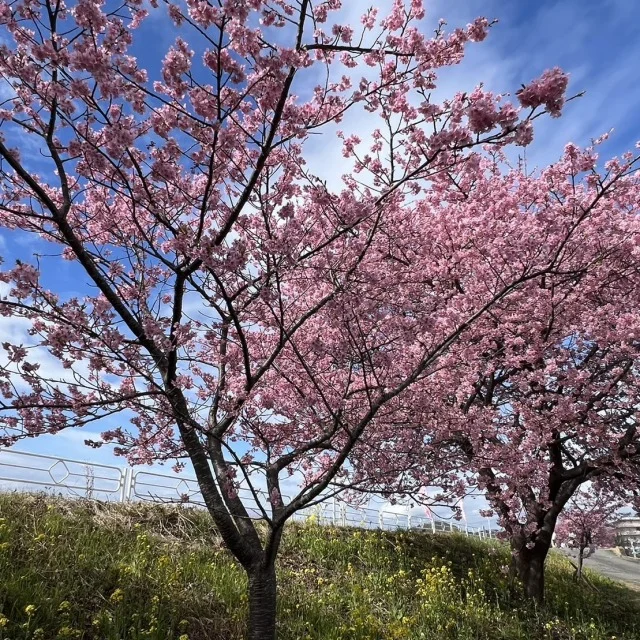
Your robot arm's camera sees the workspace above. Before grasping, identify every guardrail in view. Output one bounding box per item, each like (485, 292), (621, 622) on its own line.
(0, 449), (494, 537)
(0, 449), (126, 500)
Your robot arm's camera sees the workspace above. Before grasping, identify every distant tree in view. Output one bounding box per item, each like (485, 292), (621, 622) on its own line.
(0, 0), (621, 636)
(555, 488), (620, 580)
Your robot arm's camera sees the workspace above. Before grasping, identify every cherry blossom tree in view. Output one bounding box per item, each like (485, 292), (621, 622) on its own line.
(342, 137), (640, 602)
(365, 144), (640, 602)
(555, 488), (620, 580)
(0, 0), (608, 636)
(452, 302), (640, 601)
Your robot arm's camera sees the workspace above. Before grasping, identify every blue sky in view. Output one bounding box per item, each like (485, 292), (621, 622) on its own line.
(432, 0), (640, 163)
(1, 0), (639, 523)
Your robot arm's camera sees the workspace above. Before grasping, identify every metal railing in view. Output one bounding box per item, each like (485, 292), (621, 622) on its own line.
(0, 449), (494, 537)
(0, 449), (126, 500)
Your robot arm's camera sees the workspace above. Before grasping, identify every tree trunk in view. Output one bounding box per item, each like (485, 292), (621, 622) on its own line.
(576, 529), (586, 581)
(247, 563), (278, 640)
(577, 545), (584, 581)
(511, 540), (550, 603)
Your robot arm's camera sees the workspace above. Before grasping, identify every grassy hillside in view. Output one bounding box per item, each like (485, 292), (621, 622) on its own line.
(0, 494), (638, 640)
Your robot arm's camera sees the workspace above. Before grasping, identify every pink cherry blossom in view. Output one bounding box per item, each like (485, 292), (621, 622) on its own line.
(517, 67), (569, 117)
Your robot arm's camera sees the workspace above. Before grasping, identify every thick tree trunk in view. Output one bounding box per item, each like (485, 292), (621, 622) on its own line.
(247, 563), (278, 640)
(511, 540), (550, 603)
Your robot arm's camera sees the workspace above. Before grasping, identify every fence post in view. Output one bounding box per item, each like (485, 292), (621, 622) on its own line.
(487, 519), (492, 539)
(120, 467), (133, 502)
(406, 503), (412, 529)
(119, 467), (127, 502)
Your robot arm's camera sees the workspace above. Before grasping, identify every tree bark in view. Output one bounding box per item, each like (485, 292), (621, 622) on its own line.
(511, 539), (551, 603)
(577, 545), (584, 581)
(247, 562), (278, 640)
(577, 529), (586, 581)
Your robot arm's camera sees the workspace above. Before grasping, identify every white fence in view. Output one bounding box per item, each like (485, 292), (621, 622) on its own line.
(0, 449), (495, 538)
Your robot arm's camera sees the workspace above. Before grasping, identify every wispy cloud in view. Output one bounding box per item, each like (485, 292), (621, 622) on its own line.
(302, 0), (640, 184)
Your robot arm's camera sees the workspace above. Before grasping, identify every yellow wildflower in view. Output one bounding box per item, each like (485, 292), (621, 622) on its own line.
(109, 588), (125, 604)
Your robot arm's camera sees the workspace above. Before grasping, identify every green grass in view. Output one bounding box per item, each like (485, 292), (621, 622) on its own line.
(0, 494), (638, 640)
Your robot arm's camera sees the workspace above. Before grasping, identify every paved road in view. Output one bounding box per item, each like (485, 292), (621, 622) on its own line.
(566, 549), (640, 588)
